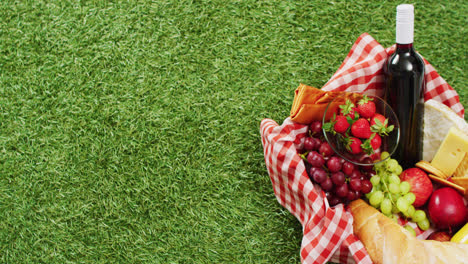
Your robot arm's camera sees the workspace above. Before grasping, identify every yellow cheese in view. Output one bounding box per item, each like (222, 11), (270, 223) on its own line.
(454, 152), (468, 178)
(430, 127), (468, 178)
(423, 99), (468, 162)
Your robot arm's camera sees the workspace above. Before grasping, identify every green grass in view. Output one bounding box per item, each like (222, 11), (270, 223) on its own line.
(0, 0), (466, 263)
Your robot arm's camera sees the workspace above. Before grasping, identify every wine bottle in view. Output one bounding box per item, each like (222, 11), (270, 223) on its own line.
(384, 4), (425, 169)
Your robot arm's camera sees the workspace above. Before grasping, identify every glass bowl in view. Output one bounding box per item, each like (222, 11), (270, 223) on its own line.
(322, 92), (400, 166)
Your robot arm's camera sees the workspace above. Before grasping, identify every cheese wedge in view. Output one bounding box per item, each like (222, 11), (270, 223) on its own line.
(454, 152), (468, 178)
(430, 127), (468, 178)
(423, 99), (468, 162)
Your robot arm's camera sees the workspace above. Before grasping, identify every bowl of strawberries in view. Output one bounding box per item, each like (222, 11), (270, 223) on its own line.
(322, 92), (400, 166)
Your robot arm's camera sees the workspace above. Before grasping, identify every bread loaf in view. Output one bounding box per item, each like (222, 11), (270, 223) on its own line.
(349, 199), (468, 264)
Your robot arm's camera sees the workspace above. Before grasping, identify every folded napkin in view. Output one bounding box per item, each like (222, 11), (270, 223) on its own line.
(290, 85), (364, 124)
(261, 33), (465, 264)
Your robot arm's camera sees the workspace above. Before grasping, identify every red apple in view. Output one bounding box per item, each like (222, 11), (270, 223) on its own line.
(427, 231), (451, 242)
(399, 168), (433, 207)
(428, 187), (468, 229)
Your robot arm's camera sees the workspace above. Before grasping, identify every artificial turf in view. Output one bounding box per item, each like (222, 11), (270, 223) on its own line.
(0, 0), (466, 263)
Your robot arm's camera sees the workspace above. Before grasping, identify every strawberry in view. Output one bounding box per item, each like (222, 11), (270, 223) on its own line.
(348, 107), (358, 119)
(370, 114), (386, 127)
(370, 133), (382, 150)
(351, 118), (372, 139)
(370, 114), (394, 136)
(370, 152), (381, 161)
(357, 95), (376, 119)
(333, 115), (350, 133)
(339, 100), (358, 119)
(361, 133), (382, 155)
(347, 137), (362, 154)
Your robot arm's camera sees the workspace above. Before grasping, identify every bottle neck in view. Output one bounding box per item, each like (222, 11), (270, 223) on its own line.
(396, 43), (413, 51)
(396, 4), (414, 45)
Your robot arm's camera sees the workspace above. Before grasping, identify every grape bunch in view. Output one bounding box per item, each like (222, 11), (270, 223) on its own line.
(301, 121), (373, 207)
(367, 153), (430, 231)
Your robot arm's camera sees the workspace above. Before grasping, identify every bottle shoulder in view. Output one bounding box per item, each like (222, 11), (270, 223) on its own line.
(386, 49), (425, 73)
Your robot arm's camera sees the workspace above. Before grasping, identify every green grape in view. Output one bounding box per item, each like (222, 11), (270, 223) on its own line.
(365, 192), (373, 200)
(377, 168), (387, 176)
(390, 214), (399, 223)
(375, 161), (386, 171)
(394, 165), (403, 175)
(404, 225), (416, 237)
(378, 170), (388, 177)
(391, 204), (400, 214)
(370, 175), (381, 186)
(407, 205), (415, 218)
(370, 191), (384, 207)
(371, 183), (381, 193)
(389, 183), (400, 194)
(380, 198), (392, 215)
(388, 174), (400, 184)
(418, 218), (430, 231)
(386, 159), (399, 172)
(404, 193), (416, 205)
(413, 210), (426, 223)
(396, 197), (409, 213)
(383, 213), (394, 219)
(380, 151), (390, 161)
(401, 204), (414, 218)
(391, 193), (399, 202)
(400, 181), (411, 194)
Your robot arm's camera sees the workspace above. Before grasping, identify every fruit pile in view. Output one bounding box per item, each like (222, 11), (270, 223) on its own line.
(323, 95), (394, 155)
(367, 155), (431, 231)
(300, 121), (373, 206)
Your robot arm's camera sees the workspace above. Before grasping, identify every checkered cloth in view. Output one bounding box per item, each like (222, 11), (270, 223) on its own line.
(260, 33), (465, 264)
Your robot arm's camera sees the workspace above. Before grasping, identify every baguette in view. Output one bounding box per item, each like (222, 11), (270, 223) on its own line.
(349, 199), (468, 264)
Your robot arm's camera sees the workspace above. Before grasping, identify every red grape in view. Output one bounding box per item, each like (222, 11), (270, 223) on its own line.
(361, 179), (372, 194)
(331, 171), (345, 186)
(342, 161), (355, 175)
(347, 189), (359, 201)
(356, 190), (363, 198)
(309, 121), (322, 135)
(306, 151), (325, 168)
(321, 177), (333, 191)
(312, 138), (321, 148)
(327, 156), (342, 172)
(335, 183), (349, 198)
(326, 192), (341, 207)
(329, 196), (340, 206)
(349, 169), (362, 179)
(319, 142), (334, 157)
(349, 178), (362, 192)
(304, 137), (317, 151)
(312, 168), (327, 183)
(360, 157), (374, 171)
(309, 167), (317, 176)
(363, 170), (376, 179)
